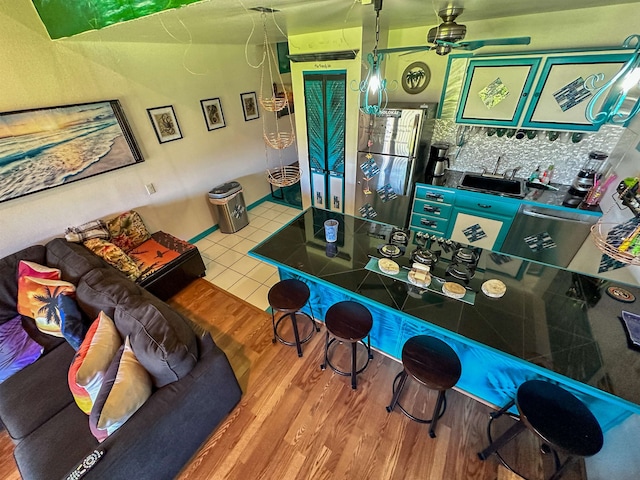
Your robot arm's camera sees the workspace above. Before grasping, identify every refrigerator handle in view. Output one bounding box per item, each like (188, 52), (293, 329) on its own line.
(404, 114), (422, 192)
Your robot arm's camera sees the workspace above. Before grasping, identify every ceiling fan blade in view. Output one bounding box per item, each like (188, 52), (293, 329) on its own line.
(457, 37), (532, 51)
(377, 45), (433, 55)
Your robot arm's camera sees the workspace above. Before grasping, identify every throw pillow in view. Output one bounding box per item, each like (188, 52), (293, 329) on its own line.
(107, 211), (151, 252)
(0, 315), (44, 383)
(89, 336), (152, 442)
(16, 261), (61, 317)
(83, 239), (141, 281)
(58, 295), (87, 351)
(65, 220), (110, 243)
(68, 311), (122, 414)
(17, 277), (76, 337)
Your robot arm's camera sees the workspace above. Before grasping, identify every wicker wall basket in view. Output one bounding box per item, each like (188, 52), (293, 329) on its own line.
(264, 131), (295, 150)
(267, 165), (301, 187)
(590, 222), (640, 265)
(259, 95), (287, 112)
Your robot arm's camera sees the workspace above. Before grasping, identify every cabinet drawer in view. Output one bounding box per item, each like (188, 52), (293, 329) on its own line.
(414, 185), (456, 205)
(410, 213), (450, 233)
(413, 199), (453, 218)
(454, 192), (519, 217)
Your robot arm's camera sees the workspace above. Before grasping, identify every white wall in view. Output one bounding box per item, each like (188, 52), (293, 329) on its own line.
(0, 1), (292, 258)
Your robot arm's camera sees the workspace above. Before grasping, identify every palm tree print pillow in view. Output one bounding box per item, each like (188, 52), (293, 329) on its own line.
(17, 277), (76, 337)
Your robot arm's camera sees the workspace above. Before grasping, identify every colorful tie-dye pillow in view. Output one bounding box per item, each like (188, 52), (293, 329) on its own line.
(0, 315), (44, 383)
(68, 311), (122, 414)
(17, 276), (76, 337)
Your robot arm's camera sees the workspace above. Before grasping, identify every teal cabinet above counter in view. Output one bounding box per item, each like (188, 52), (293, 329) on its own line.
(444, 49), (634, 131)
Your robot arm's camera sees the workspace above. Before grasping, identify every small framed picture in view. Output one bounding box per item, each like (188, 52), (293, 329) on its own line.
(240, 91), (259, 121)
(147, 105), (182, 143)
(200, 97), (225, 131)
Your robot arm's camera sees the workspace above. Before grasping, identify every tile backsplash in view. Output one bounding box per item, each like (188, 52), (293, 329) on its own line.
(431, 120), (625, 185)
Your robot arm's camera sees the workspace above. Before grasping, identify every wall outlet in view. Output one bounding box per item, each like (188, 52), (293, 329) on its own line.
(145, 183), (156, 195)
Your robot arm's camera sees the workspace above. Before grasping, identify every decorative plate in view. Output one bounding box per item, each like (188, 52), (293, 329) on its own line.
(408, 269), (431, 288)
(378, 258), (400, 275)
(606, 286), (636, 303)
(482, 279), (507, 298)
(401, 61), (431, 94)
(442, 281), (466, 299)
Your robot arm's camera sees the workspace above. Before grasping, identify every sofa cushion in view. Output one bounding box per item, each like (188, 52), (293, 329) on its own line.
(69, 312), (122, 414)
(83, 238), (141, 281)
(107, 211), (151, 253)
(0, 315), (43, 383)
(89, 337), (152, 442)
(17, 277), (76, 337)
(76, 268), (143, 321)
(45, 238), (107, 285)
(0, 245), (46, 325)
(114, 297), (198, 387)
(0, 341), (75, 441)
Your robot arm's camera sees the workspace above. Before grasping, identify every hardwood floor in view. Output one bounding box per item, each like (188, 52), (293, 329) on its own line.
(0, 279), (586, 479)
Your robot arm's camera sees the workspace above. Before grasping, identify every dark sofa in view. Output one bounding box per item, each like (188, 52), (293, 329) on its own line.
(0, 239), (242, 480)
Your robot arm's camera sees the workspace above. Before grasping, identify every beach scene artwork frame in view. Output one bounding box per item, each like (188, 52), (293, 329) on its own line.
(241, 92), (259, 121)
(0, 100), (143, 204)
(200, 98), (225, 131)
(147, 105), (182, 143)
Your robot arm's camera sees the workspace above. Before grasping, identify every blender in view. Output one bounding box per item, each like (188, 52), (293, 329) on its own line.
(562, 151), (608, 208)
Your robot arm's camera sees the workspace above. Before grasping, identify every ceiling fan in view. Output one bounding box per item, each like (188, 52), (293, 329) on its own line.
(379, 7), (531, 56)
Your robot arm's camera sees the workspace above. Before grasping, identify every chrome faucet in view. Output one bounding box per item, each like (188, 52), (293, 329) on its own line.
(492, 156), (501, 175)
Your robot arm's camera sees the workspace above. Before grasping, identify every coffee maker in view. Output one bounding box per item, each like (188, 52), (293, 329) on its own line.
(562, 151), (608, 208)
(425, 143), (450, 185)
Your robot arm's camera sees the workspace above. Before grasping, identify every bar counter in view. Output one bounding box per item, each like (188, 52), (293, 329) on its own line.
(250, 208), (640, 430)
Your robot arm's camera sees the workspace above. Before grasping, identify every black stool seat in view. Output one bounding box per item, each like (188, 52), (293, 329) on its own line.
(478, 380), (603, 480)
(386, 335), (461, 438)
(268, 279), (318, 357)
(517, 380), (603, 457)
(321, 301), (373, 389)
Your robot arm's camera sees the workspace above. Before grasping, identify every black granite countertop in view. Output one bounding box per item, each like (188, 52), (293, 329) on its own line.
(251, 208), (640, 411)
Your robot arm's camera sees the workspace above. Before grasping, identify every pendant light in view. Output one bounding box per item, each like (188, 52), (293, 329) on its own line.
(585, 34), (640, 127)
(357, 0), (388, 115)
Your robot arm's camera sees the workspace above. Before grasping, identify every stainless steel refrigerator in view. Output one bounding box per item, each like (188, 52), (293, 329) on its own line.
(356, 103), (437, 227)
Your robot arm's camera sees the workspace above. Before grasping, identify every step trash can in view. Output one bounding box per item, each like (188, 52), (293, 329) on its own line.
(208, 181), (249, 233)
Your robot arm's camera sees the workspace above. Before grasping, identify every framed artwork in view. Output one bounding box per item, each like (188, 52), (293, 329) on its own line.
(200, 98), (225, 131)
(0, 100), (143, 204)
(240, 92), (259, 121)
(147, 105), (182, 143)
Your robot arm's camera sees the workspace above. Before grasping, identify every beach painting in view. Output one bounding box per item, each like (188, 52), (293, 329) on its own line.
(0, 100), (143, 204)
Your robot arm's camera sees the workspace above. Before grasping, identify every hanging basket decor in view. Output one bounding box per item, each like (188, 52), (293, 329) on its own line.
(263, 131), (295, 150)
(267, 165), (301, 187)
(259, 94), (288, 112)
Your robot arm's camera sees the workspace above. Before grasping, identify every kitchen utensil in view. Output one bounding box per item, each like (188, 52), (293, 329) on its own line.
(324, 219), (339, 242)
(424, 143), (450, 185)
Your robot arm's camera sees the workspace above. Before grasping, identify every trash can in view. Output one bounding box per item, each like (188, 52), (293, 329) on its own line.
(208, 181), (249, 233)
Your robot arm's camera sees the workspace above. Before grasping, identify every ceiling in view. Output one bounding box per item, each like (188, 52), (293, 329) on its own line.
(59, 0), (640, 45)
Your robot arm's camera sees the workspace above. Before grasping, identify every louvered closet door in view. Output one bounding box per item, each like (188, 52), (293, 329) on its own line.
(304, 72), (346, 213)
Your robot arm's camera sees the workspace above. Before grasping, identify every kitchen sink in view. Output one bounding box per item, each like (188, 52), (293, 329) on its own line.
(457, 173), (526, 198)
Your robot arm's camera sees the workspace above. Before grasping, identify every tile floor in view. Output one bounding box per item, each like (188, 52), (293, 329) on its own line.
(194, 200), (302, 310)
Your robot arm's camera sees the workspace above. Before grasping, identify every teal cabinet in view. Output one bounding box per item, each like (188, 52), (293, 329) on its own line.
(409, 184), (456, 237)
(448, 190), (519, 250)
(456, 58), (541, 127)
(521, 53), (634, 131)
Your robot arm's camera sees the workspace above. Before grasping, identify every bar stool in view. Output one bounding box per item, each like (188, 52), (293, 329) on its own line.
(268, 279), (319, 357)
(320, 301), (373, 390)
(386, 335), (462, 438)
(478, 379), (604, 480)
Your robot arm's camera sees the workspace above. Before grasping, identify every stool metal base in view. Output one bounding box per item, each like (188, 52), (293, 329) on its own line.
(478, 402), (572, 480)
(272, 310), (319, 357)
(320, 333), (373, 389)
(386, 370), (448, 438)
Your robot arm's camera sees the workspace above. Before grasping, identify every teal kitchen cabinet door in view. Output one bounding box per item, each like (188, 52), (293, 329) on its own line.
(456, 58), (541, 127)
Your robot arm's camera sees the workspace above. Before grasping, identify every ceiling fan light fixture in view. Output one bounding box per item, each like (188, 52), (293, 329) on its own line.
(427, 7), (467, 46)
